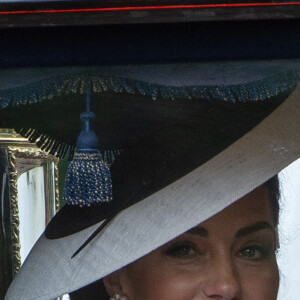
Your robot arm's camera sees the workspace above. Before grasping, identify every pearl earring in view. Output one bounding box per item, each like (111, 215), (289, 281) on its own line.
(110, 294), (127, 300)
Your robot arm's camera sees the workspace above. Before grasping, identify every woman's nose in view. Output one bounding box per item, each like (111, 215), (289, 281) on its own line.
(202, 259), (242, 299)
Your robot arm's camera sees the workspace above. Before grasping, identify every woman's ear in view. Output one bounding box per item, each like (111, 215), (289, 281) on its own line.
(103, 269), (129, 298)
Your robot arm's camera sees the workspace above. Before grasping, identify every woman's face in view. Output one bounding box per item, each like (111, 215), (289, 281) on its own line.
(104, 186), (279, 300)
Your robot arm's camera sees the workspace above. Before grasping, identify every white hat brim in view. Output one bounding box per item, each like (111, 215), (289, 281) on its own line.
(6, 85), (300, 300)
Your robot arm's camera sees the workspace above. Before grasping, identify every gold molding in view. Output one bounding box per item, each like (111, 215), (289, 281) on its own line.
(7, 148), (21, 275)
(0, 128), (30, 145)
(7, 146), (59, 275)
(54, 163), (60, 212)
(8, 146), (58, 162)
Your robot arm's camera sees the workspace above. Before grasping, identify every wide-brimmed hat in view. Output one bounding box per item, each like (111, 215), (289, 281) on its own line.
(4, 63), (300, 300)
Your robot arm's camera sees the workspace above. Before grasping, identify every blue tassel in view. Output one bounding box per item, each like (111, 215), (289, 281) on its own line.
(63, 152), (112, 206)
(63, 90), (112, 206)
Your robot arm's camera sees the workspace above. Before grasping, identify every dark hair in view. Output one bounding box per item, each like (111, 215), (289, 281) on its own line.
(264, 175), (280, 227)
(69, 175), (280, 300)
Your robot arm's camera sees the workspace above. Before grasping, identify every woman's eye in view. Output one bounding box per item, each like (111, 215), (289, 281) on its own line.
(238, 245), (268, 260)
(166, 243), (197, 258)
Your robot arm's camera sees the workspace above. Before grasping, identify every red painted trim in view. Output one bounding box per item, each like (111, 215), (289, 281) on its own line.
(0, 2), (299, 15)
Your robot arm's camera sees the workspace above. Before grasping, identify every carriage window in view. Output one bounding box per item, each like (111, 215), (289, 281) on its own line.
(0, 129), (58, 299)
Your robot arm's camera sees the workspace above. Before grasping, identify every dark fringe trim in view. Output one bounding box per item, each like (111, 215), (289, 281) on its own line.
(14, 128), (121, 163)
(1, 68), (299, 109)
(15, 127), (75, 160)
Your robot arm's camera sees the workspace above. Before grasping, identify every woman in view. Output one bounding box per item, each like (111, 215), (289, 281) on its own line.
(5, 85), (300, 300)
(70, 176), (280, 300)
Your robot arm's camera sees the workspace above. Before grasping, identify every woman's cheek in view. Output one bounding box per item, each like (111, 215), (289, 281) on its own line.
(143, 270), (204, 300)
(238, 262), (279, 300)
(125, 261), (206, 300)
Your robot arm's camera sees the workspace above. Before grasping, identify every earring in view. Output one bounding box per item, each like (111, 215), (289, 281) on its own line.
(110, 294), (127, 300)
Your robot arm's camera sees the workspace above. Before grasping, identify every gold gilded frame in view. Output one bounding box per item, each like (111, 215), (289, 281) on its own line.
(0, 129), (59, 275)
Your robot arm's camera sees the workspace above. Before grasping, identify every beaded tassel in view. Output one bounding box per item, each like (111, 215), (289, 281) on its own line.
(63, 90), (112, 206)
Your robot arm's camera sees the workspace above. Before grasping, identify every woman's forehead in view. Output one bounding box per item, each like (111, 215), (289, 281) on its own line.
(189, 187), (275, 236)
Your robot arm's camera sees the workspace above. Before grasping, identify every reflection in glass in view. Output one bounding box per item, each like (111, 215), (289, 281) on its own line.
(18, 166), (55, 264)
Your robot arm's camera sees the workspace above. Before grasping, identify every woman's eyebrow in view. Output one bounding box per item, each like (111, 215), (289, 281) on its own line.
(235, 221), (273, 238)
(186, 226), (208, 237)
(185, 221), (273, 238)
